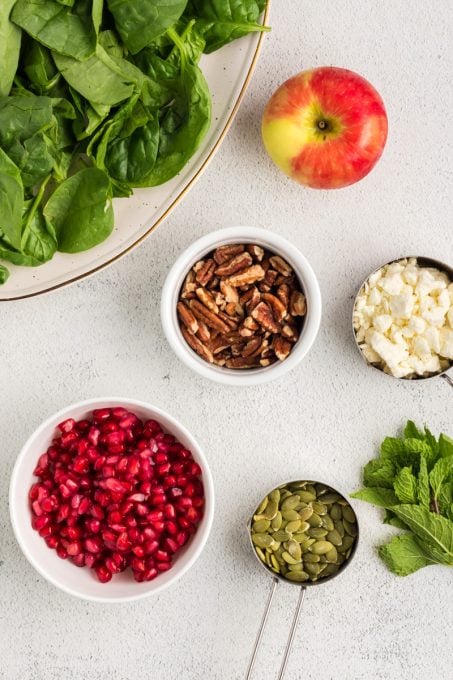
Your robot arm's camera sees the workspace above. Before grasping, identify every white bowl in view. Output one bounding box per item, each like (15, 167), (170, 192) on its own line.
(9, 397), (215, 603)
(161, 227), (322, 385)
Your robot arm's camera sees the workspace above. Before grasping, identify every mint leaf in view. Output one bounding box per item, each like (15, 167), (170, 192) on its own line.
(383, 510), (408, 530)
(430, 457), (453, 499)
(379, 533), (435, 576)
(439, 433), (453, 459)
(424, 426), (439, 457)
(392, 505), (453, 565)
(418, 455), (430, 509)
(363, 458), (395, 489)
(404, 421), (424, 440)
(438, 481), (453, 517)
(380, 437), (408, 458)
(404, 438), (437, 469)
(350, 487), (398, 508)
(394, 467), (418, 503)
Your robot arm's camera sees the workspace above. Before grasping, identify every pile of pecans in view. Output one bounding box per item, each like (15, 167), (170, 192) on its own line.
(177, 243), (307, 369)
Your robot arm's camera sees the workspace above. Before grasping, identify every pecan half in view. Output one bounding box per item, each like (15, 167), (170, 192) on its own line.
(223, 265), (265, 288)
(251, 301), (280, 334)
(262, 293), (288, 323)
(196, 287), (218, 314)
(215, 252), (252, 276)
(195, 259), (216, 286)
(220, 280), (239, 304)
(225, 356), (258, 369)
(196, 320), (211, 343)
(189, 299), (231, 333)
(181, 325), (214, 363)
(213, 244), (245, 264)
(247, 244), (264, 261)
(276, 284), (290, 308)
(177, 302), (198, 334)
(269, 255), (293, 277)
(273, 336), (292, 361)
(181, 270), (197, 299)
(290, 290), (307, 316)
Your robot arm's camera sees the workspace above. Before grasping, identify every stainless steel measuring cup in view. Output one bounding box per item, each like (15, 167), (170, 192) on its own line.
(245, 480), (359, 680)
(352, 256), (453, 388)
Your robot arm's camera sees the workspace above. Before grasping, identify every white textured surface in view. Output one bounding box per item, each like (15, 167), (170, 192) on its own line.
(1, 1), (453, 678)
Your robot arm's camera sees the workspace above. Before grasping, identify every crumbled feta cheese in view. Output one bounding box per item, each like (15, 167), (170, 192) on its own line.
(354, 259), (452, 378)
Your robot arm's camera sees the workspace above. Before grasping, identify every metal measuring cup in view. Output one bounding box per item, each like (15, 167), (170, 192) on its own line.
(245, 480), (359, 680)
(352, 256), (453, 388)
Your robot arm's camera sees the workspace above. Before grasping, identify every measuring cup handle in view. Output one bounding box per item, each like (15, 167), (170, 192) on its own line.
(441, 373), (453, 389)
(245, 577), (279, 680)
(276, 586), (306, 680)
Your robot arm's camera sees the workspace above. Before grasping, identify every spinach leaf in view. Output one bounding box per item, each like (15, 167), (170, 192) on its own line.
(43, 167), (114, 252)
(12, 0), (96, 60)
(0, 148), (24, 250)
(21, 40), (62, 95)
(107, 0), (188, 54)
(0, 264), (9, 284)
(134, 28), (211, 187)
(186, 0), (269, 53)
(105, 111), (160, 184)
(53, 43), (143, 107)
(0, 0), (22, 97)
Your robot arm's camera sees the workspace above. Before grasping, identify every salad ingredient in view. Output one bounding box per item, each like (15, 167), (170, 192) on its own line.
(250, 481), (358, 583)
(353, 258), (453, 378)
(0, 1), (269, 283)
(262, 67), (388, 189)
(351, 421), (453, 576)
(177, 243), (306, 369)
(30, 408), (205, 583)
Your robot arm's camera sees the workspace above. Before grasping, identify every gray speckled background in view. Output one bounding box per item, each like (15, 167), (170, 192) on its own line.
(1, 1), (453, 679)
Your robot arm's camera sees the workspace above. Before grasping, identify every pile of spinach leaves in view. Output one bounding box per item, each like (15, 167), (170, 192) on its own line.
(0, 0), (269, 283)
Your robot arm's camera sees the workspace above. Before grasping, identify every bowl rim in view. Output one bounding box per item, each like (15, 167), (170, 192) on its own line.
(161, 226), (322, 385)
(9, 397), (215, 603)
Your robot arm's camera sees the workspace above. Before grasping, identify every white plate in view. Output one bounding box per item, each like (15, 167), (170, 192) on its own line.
(0, 7), (270, 301)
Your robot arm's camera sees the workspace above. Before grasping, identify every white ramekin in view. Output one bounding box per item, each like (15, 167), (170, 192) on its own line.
(161, 227), (322, 385)
(9, 397), (215, 603)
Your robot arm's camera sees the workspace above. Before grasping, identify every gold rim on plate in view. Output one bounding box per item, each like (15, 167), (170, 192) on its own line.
(4, 3), (271, 302)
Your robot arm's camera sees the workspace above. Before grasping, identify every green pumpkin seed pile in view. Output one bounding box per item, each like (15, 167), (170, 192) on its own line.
(250, 481), (358, 583)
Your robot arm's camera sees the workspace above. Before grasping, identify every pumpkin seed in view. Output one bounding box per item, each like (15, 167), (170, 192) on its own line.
(286, 519), (302, 534)
(270, 554), (280, 571)
(252, 519), (271, 533)
(320, 493), (342, 504)
(303, 552), (320, 563)
(273, 530), (291, 542)
(308, 513), (323, 528)
(281, 494), (300, 511)
(256, 496), (268, 514)
(271, 512), (282, 531)
(334, 520), (345, 538)
(297, 490), (316, 502)
(269, 489), (280, 504)
(255, 547), (266, 563)
(304, 562), (320, 576)
(298, 506), (314, 522)
(269, 540), (281, 552)
(293, 532), (309, 543)
(312, 501), (327, 515)
(282, 509), (301, 521)
(263, 500), (278, 520)
(326, 529), (343, 546)
(287, 540), (302, 561)
(338, 535), (355, 553)
(282, 551), (300, 565)
(288, 562), (303, 571)
(343, 519), (358, 537)
(307, 527), (328, 539)
(330, 503), (342, 520)
(342, 505), (356, 523)
(306, 484), (317, 495)
(321, 515), (334, 531)
(325, 546), (338, 563)
(310, 540), (334, 555)
(286, 571), (309, 582)
(252, 533), (273, 549)
(322, 563), (339, 577)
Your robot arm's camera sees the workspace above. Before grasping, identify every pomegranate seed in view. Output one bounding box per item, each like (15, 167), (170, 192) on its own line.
(186, 507), (199, 524)
(95, 565), (112, 583)
(164, 537), (179, 554)
(86, 519), (101, 533)
(76, 419), (91, 433)
(155, 549), (170, 562)
(61, 432), (78, 448)
(150, 493), (166, 506)
(32, 500), (42, 516)
(101, 478), (127, 494)
(143, 540), (159, 555)
(66, 540), (82, 556)
(92, 408), (111, 423)
(116, 532), (131, 551)
(67, 526), (82, 540)
(176, 497), (192, 509)
(32, 515), (49, 530)
(168, 487), (183, 500)
(143, 567), (158, 581)
(162, 475), (177, 489)
(154, 452), (168, 465)
(131, 557), (145, 572)
(147, 510), (163, 522)
(73, 457), (89, 474)
(165, 521), (178, 536)
(132, 545), (145, 557)
(85, 537), (102, 553)
(56, 504), (70, 522)
(164, 504), (176, 519)
(56, 545), (68, 559)
(85, 554), (97, 568)
(88, 427), (100, 445)
(71, 553), (85, 567)
(142, 527), (157, 541)
(112, 407), (128, 419)
(33, 453), (48, 476)
(41, 496), (57, 513)
(78, 497), (91, 514)
(176, 530), (189, 546)
(46, 535), (59, 549)
(156, 561), (172, 572)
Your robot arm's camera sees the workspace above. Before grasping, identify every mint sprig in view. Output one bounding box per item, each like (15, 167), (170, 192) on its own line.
(351, 421), (453, 576)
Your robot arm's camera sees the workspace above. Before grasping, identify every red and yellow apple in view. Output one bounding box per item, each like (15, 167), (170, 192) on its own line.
(262, 67), (388, 189)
